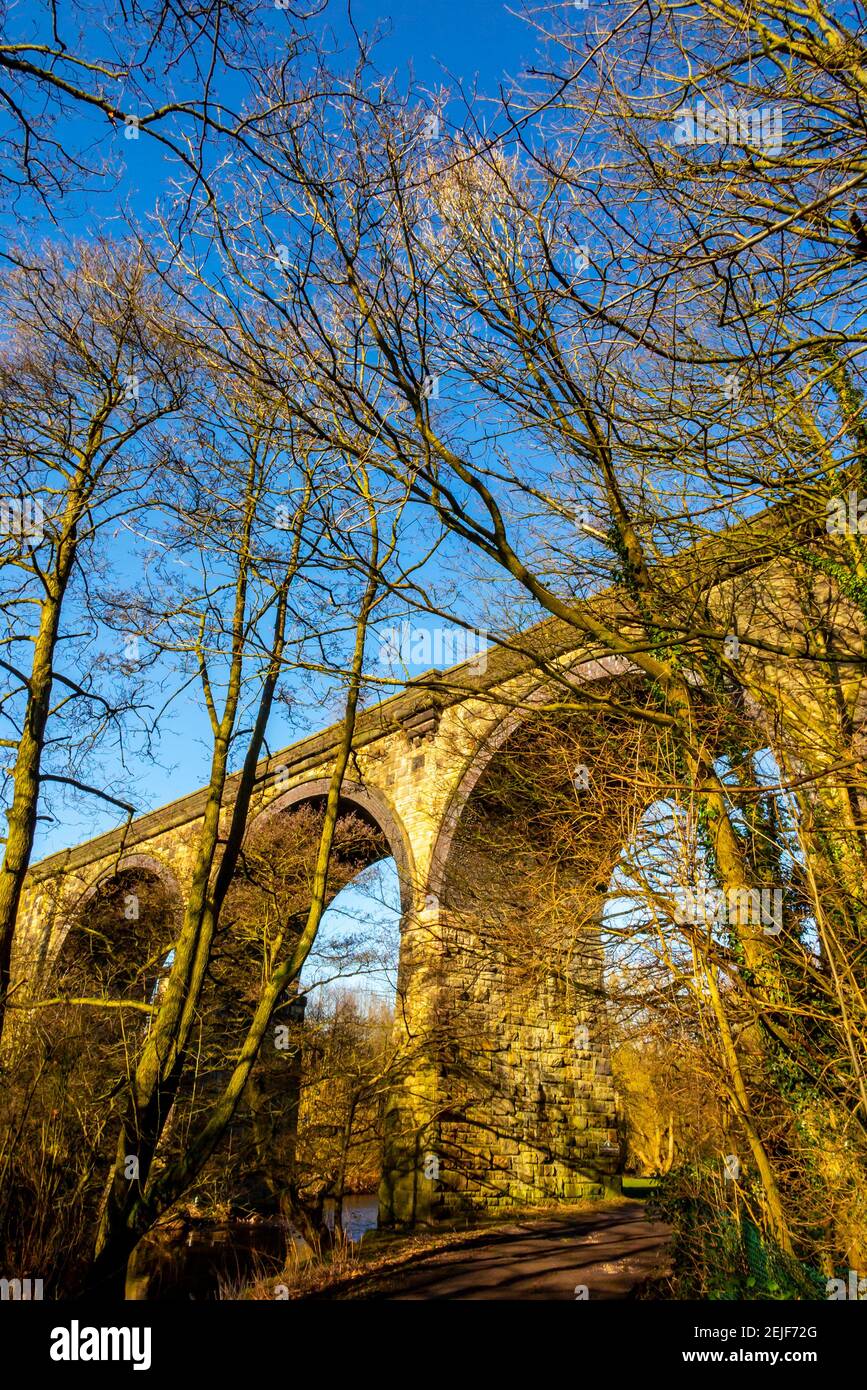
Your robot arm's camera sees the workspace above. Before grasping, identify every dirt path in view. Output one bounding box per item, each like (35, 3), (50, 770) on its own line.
(338, 1202), (671, 1301)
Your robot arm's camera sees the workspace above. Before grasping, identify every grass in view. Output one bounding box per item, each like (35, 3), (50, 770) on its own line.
(622, 1176), (660, 1196)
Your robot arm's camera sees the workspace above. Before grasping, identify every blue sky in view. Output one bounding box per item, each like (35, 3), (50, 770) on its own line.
(0, 0), (559, 1012)
(11, 1), (547, 861)
(339, 0), (535, 82)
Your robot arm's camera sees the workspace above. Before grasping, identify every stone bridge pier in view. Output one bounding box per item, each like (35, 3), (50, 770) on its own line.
(379, 699), (638, 1225)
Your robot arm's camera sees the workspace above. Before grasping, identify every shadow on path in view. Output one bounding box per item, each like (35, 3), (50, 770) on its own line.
(331, 1201), (671, 1301)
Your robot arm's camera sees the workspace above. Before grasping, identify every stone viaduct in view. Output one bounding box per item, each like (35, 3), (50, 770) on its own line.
(12, 516), (862, 1226)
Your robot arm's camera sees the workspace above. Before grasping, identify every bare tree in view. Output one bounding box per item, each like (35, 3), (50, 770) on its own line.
(0, 238), (190, 1038)
(168, 28), (867, 1265)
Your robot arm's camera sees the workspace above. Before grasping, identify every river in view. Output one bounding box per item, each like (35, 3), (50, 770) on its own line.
(135, 1194), (380, 1299)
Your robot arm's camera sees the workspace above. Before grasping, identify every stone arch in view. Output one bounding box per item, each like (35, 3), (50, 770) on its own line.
(427, 706), (524, 908)
(53, 853), (184, 1002)
(209, 778), (411, 1224)
(427, 654), (638, 905)
(77, 852), (184, 915)
(252, 777), (416, 916)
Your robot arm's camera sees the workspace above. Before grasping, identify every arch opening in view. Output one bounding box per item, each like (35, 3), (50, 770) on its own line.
(601, 741), (816, 1185)
(62, 860), (181, 1013)
(170, 789), (405, 1249)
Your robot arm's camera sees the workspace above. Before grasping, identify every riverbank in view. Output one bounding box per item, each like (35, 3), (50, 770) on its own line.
(128, 1193), (381, 1299)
